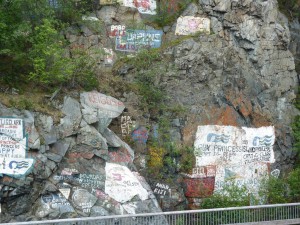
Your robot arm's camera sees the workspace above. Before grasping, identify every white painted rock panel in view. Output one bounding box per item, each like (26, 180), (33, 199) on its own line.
(105, 163), (148, 203)
(80, 92), (125, 119)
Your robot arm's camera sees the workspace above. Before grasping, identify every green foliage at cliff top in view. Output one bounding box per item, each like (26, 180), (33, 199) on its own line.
(0, 0), (98, 91)
(278, 0), (300, 20)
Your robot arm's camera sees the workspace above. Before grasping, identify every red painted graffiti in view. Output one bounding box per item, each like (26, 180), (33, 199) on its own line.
(88, 93), (124, 107)
(133, 0), (150, 10)
(108, 151), (132, 163)
(184, 177), (215, 198)
(66, 152), (94, 163)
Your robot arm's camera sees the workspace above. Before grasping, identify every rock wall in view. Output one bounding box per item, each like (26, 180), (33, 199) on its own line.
(0, 0), (299, 220)
(165, 0), (298, 207)
(163, 0), (298, 167)
(113, 0), (299, 208)
(0, 92), (161, 223)
(289, 18), (300, 74)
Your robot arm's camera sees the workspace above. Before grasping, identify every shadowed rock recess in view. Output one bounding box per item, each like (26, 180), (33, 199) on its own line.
(0, 0), (299, 223)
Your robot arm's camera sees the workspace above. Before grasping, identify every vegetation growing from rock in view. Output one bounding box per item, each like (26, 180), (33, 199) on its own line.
(146, 0), (197, 28)
(200, 166), (300, 209)
(0, 0), (98, 90)
(0, 0), (300, 220)
(278, 0), (300, 20)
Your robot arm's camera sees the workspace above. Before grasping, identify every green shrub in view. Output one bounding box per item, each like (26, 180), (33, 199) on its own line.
(131, 49), (162, 71)
(8, 97), (35, 110)
(0, 0), (98, 90)
(259, 176), (289, 204)
(29, 19), (72, 85)
(278, 0), (300, 20)
(258, 168), (300, 204)
(147, 144), (166, 178)
(201, 182), (250, 209)
(178, 146), (195, 173)
(292, 116), (300, 153)
(287, 167), (300, 201)
(28, 19), (98, 89)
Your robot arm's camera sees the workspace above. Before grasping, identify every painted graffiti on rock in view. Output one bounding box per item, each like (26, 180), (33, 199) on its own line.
(41, 193), (74, 213)
(0, 117), (34, 177)
(194, 126), (275, 166)
(72, 188), (97, 213)
(108, 148), (133, 164)
(53, 174), (80, 182)
(184, 177), (215, 198)
(175, 16), (210, 35)
(59, 188), (71, 199)
(66, 152), (94, 163)
(80, 92), (125, 118)
(0, 136), (27, 158)
(153, 183), (170, 196)
(105, 163), (148, 203)
(271, 169), (280, 178)
(0, 118), (24, 139)
(82, 16), (99, 21)
(123, 0), (157, 15)
(92, 188), (125, 214)
(121, 116), (135, 136)
(103, 48), (115, 65)
(214, 163), (269, 192)
(0, 158), (35, 177)
(115, 29), (163, 52)
(109, 25), (126, 37)
(188, 165), (217, 178)
(132, 127), (148, 144)
(54, 171), (104, 189)
(61, 168), (79, 176)
(78, 173), (105, 189)
(193, 125), (275, 195)
(58, 183), (72, 199)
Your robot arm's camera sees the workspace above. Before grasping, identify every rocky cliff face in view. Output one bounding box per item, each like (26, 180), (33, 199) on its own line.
(0, 0), (299, 222)
(162, 0), (298, 168)
(0, 93), (162, 222)
(290, 18), (300, 74)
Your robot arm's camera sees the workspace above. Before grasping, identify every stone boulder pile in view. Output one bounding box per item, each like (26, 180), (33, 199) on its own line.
(0, 91), (161, 223)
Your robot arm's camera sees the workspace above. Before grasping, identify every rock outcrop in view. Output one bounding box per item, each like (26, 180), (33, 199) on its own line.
(117, 0), (299, 208)
(0, 92), (161, 223)
(0, 0), (299, 220)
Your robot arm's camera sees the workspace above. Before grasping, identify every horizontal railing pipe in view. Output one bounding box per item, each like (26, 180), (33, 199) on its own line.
(1, 202), (299, 225)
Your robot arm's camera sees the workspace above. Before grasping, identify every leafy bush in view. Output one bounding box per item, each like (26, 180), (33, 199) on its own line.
(147, 140), (195, 179)
(201, 182), (250, 209)
(178, 146), (195, 173)
(292, 115), (300, 154)
(129, 49), (162, 71)
(258, 167), (300, 204)
(29, 19), (72, 85)
(287, 167), (300, 201)
(8, 97), (35, 110)
(147, 144), (166, 177)
(28, 19), (98, 89)
(0, 0), (98, 90)
(259, 176), (289, 204)
(278, 0), (300, 20)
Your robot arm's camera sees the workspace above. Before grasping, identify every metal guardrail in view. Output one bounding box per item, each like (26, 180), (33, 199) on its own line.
(1, 203), (300, 225)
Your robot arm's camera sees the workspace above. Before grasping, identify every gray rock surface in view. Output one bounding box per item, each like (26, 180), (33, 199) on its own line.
(0, 89), (162, 223)
(77, 125), (108, 150)
(0, 0), (299, 222)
